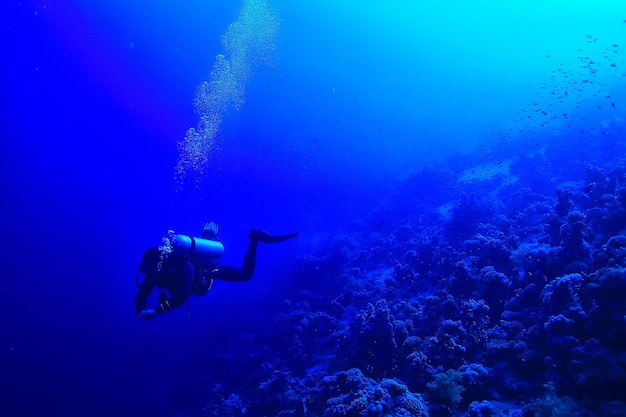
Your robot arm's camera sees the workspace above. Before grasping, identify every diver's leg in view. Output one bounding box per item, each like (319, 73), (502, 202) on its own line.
(211, 238), (258, 282)
(241, 236), (259, 280)
(211, 265), (251, 282)
(211, 230), (298, 282)
(240, 230), (298, 279)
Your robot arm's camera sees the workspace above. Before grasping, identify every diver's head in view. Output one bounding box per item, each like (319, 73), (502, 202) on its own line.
(139, 247), (161, 274)
(202, 221), (220, 240)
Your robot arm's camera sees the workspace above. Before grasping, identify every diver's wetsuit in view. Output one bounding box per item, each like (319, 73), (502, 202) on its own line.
(135, 230), (298, 318)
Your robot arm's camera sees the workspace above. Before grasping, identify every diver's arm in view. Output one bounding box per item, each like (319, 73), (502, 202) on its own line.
(138, 292), (174, 320)
(136, 276), (184, 319)
(135, 273), (156, 316)
(138, 262), (194, 319)
(158, 261), (194, 311)
(138, 288), (190, 320)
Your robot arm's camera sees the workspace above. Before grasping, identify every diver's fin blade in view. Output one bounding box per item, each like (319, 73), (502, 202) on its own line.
(249, 229), (299, 244)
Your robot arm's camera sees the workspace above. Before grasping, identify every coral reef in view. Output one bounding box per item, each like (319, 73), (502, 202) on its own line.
(183, 128), (626, 417)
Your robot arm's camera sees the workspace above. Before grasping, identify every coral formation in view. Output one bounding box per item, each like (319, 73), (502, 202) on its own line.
(181, 116), (626, 417)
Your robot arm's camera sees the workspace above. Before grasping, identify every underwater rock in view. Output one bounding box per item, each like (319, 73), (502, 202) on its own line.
(596, 234), (626, 267)
(422, 320), (469, 370)
(559, 210), (593, 272)
(445, 192), (492, 243)
(458, 363), (491, 405)
(521, 382), (577, 417)
(339, 300), (397, 380)
(187, 147), (626, 417)
(426, 369), (465, 413)
(313, 368), (429, 417)
(199, 384), (247, 417)
(460, 299), (491, 349)
(540, 273), (587, 321)
(511, 242), (565, 284)
(588, 267), (626, 349)
(463, 233), (514, 274)
(472, 267), (511, 320)
(467, 400), (495, 417)
(555, 187), (575, 217)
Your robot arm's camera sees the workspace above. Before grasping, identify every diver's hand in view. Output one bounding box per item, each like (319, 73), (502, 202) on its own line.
(138, 309), (157, 320)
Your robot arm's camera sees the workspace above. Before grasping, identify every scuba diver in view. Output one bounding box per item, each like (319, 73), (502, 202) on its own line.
(135, 222), (298, 319)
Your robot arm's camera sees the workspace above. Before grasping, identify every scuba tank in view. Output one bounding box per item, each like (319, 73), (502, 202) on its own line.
(136, 230), (224, 287)
(169, 231), (222, 318)
(172, 234), (224, 260)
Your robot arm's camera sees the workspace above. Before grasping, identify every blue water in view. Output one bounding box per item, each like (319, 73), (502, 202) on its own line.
(2, 1), (626, 416)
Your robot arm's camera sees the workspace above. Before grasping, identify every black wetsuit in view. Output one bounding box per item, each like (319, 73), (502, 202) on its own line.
(135, 230), (297, 317)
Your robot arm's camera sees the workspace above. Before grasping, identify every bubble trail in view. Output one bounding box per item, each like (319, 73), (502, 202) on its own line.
(175, 0), (279, 184)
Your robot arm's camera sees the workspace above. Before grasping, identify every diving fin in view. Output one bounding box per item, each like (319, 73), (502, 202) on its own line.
(249, 229), (299, 244)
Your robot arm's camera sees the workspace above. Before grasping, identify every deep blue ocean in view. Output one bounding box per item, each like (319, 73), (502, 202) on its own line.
(2, 1), (626, 416)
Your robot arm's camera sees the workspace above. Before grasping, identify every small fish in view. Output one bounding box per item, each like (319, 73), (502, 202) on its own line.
(612, 102), (616, 108)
